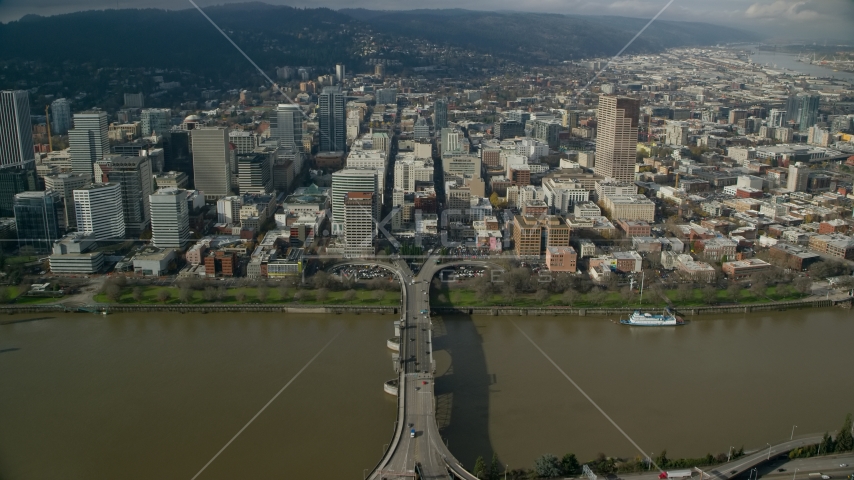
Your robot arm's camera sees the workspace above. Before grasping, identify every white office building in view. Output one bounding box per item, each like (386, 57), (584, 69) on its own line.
(73, 183), (125, 240)
(331, 168), (379, 235)
(69, 111), (109, 180)
(343, 192), (375, 258)
(150, 188), (190, 248)
(394, 155), (433, 193)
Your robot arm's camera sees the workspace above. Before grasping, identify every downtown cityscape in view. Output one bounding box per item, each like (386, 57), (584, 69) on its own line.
(1, 1), (854, 479)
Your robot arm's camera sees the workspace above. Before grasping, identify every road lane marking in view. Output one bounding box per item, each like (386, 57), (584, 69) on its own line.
(190, 329), (343, 480)
(512, 320), (662, 472)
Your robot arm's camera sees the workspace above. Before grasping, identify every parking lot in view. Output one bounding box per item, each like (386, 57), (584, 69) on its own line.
(330, 265), (395, 280)
(438, 265), (487, 280)
(445, 246), (491, 260)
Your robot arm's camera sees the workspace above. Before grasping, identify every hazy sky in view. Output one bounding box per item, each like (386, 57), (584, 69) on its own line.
(1, 0), (852, 42)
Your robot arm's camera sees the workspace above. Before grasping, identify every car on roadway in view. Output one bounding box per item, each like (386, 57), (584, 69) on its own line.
(420, 309), (428, 314)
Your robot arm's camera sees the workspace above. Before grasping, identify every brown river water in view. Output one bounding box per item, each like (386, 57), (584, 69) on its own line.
(0, 309), (852, 479)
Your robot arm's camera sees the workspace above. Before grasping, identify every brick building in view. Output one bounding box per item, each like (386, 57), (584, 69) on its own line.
(204, 251), (238, 277)
(616, 219), (651, 238)
(545, 246), (577, 272)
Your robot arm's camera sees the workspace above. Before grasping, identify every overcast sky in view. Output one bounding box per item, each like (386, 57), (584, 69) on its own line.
(1, 0), (852, 42)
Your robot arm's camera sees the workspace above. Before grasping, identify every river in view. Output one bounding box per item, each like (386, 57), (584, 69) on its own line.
(1, 309), (852, 478)
(743, 46), (854, 83)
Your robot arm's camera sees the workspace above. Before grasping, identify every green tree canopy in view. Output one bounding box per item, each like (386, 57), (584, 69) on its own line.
(534, 454), (562, 478)
(561, 453), (581, 476)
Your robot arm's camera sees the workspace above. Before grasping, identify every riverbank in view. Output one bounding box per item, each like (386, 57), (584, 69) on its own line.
(0, 294), (848, 316)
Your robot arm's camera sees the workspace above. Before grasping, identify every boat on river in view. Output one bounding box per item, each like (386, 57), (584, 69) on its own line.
(619, 307), (684, 326)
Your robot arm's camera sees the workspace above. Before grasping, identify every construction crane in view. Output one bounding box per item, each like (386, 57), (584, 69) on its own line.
(44, 105), (53, 152)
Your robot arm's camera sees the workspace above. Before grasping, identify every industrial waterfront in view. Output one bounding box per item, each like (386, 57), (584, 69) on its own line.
(1, 309), (853, 479)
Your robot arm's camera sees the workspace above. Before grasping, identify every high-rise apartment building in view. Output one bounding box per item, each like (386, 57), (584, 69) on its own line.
(786, 94), (821, 130)
(50, 98), (72, 135)
(413, 117), (430, 140)
(594, 95), (639, 183)
(44, 173), (89, 229)
(69, 111), (109, 181)
(14, 190), (61, 253)
(797, 94), (820, 130)
(665, 122), (689, 146)
(787, 162), (810, 192)
(0, 90), (35, 168)
(141, 108), (171, 137)
(343, 192), (375, 258)
(228, 130), (258, 154)
(124, 92), (145, 108)
(150, 188), (190, 249)
(237, 153), (272, 194)
(331, 169), (379, 235)
(768, 109), (787, 128)
(98, 156), (153, 236)
(73, 183), (125, 240)
(433, 98), (448, 131)
(191, 127), (232, 200)
(335, 64), (346, 83)
(394, 157), (434, 193)
(376, 88), (397, 105)
(270, 104), (304, 153)
(318, 86), (345, 152)
(0, 164), (38, 217)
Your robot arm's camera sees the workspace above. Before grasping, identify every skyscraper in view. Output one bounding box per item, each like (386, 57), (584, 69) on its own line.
(150, 188), (190, 249)
(335, 64), (346, 83)
(237, 153), (272, 194)
(318, 86), (345, 152)
(798, 94), (821, 130)
(97, 156), (153, 236)
(0, 90), (35, 168)
(433, 98), (448, 131)
(191, 127), (232, 200)
(331, 168), (378, 235)
(594, 95), (639, 183)
(141, 108), (171, 137)
(14, 190), (61, 253)
(50, 98), (72, 135)
(271, 103), (304, 152)
(69, 111), (109, 181)
(0, 164), (38, 217)
(44, 173), (89, 229)
(787, 162), (809, 192)
(786, 94), (821, 130)
(73, 183), (125, 240)
(343, 192), (375, 258)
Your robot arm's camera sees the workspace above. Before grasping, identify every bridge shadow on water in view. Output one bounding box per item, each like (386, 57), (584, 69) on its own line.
(432, 312), (496, 470)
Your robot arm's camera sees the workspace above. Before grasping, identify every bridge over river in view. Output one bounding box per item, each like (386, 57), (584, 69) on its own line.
(335, 256), (826, 480)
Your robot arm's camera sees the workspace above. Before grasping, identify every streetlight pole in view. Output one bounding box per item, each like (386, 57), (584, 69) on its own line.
(791, 425), (798, 440)
(767, 443), (772, 460)
(727, 446), (734, 462)
(793, 468), (799, 480)
(505, 464), (509, 480)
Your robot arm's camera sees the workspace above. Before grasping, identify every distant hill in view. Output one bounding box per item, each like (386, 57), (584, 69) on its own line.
(339, 8), (758, 62)
(0, 3), (757, 76)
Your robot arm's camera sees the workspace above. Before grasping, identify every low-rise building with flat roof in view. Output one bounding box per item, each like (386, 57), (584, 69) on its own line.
(721, 258), (773, 280)
(545, 246), (577, 272)
(132, 247), (176, 276)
